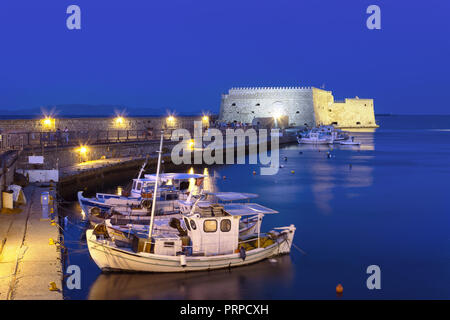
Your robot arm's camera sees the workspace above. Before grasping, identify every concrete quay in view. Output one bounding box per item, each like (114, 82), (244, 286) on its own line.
(0, 184), (62, 300)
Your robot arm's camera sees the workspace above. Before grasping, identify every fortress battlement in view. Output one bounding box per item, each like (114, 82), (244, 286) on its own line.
(219, 86), (378, 128)
(228, 86), (312, 94)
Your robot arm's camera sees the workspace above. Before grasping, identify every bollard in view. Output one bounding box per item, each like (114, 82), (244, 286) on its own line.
(49, 281), (59, 291)
(2, 191), (14, 209)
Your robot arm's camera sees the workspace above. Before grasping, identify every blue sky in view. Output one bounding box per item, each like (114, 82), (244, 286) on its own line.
(0, 0), (449, 114)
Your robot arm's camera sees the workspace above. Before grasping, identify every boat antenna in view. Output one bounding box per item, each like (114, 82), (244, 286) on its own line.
(148, 131), (164, 242)
(137, 154), (149, 180)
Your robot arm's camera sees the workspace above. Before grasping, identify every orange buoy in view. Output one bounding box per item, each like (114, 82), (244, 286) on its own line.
(223, 176), (226, 180)
(336, 284), (343, 294)
(252, 171), (256, 175)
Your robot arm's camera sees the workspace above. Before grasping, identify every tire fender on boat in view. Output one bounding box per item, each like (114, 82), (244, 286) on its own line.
(239, 246), (246, 261)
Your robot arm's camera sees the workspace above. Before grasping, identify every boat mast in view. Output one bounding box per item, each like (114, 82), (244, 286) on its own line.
(137, 154), (149, 180)
(148, 131), (164, 243)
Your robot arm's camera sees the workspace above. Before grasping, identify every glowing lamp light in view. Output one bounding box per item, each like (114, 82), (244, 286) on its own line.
(115, 116), (124, 125)
(41, 117), (55, 129)
(202, 115), (209, 122)
(188, 139), (195, 150)
(77, 146), (88, 154)
(167, 115), (175, 123)
(273, 110), (283, 120)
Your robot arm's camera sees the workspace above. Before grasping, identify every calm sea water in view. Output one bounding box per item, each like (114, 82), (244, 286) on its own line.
(61, 115), (450, 299)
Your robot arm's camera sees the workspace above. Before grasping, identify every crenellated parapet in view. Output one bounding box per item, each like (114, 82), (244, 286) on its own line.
(228, 86), (312, 95)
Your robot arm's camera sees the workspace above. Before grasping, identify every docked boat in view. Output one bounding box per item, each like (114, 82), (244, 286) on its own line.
(339, 136), (361, 145)
(78, 173), (204, 216)
(102, 192), (263, 244)
(297, 130), (332, 144)
(86, 203), (295, 272)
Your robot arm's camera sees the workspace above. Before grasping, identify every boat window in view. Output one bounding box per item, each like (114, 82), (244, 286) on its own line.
(137, 182), (142, 190)
(179, 181), (190, 191)
(190, 220), (197, 230)
(184, 218), (191, 231)
(132, 181), (136, 190)
(220, 219), (231, 232)
(165, 193), (178, 200)
(203, 220), (217, 233)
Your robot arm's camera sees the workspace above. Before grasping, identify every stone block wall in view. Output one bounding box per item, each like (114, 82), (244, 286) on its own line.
(312, 88), (378, 128)
(220, 86), (378, 128)
(219, 87), (316, 127)
(0, 116), (205, 134)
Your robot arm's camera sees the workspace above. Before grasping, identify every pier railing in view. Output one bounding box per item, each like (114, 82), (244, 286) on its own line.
(0, 127), (295, 152)
(0, 129), (180, 150)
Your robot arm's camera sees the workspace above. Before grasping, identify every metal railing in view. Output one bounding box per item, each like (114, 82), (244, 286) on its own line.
(0, 129), (179, 150)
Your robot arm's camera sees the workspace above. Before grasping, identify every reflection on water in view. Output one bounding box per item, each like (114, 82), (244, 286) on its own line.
(296, 131), (376, 214)
(88, 256), (293, 300)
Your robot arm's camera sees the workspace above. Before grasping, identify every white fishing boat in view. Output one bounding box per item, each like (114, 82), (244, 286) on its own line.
(339, 137), (361, 145)
(86, 206), (295, 272)
(297, 131), (332, 144)
(131, 173), (204, 198)
(103, 192), (263, 245)
(87, 131), (296, 272)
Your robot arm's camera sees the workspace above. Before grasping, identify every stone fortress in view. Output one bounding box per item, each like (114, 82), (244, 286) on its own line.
(219, 86), (378, 128)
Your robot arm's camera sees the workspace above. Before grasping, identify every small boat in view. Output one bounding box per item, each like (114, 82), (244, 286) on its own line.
(339, 137), (360, 145)
(86, 205), (295, 272)
(103, 192), (264, 244)
(297, 131), (332, 144)
(77, 173), (204, 217)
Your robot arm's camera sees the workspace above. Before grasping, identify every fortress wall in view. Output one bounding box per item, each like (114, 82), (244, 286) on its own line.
(312, 88), (377, 128)
(311, 88), (334, 126)
(0, 116), (201, 133)
(329, 99), (377, 128)
(220, 87), (316, 127)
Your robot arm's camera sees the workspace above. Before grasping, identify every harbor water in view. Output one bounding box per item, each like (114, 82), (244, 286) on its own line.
(61, 115), (450, 299)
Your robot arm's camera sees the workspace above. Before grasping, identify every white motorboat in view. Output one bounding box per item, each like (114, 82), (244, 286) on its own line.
(297, 131), (332, 144)
(339, 137), (361, 145)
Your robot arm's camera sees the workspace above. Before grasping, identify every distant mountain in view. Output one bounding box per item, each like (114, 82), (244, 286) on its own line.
(0, 104), (206, 118)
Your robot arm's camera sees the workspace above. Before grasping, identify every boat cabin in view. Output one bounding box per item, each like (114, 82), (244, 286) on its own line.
(184, 203), (240, 256)
(183, 202), (278, 256)
(130, 173), (204, 197)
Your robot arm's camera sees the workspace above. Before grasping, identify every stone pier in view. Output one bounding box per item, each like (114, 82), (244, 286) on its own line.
(0, 184), (62, 300)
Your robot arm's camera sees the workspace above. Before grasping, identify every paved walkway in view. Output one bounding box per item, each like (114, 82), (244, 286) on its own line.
(59, 156), (138, 178)
(0, 185), (63, 300)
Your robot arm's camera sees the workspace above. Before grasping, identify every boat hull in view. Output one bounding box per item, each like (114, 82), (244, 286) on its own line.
(86, 227), (295, 273)
(297, 137), (332, 145)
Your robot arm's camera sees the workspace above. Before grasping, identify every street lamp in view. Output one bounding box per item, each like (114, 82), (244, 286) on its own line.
(115, 116), (125, 126)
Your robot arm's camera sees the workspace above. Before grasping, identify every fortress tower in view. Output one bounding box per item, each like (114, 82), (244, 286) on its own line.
(219, 86), (378, 128)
